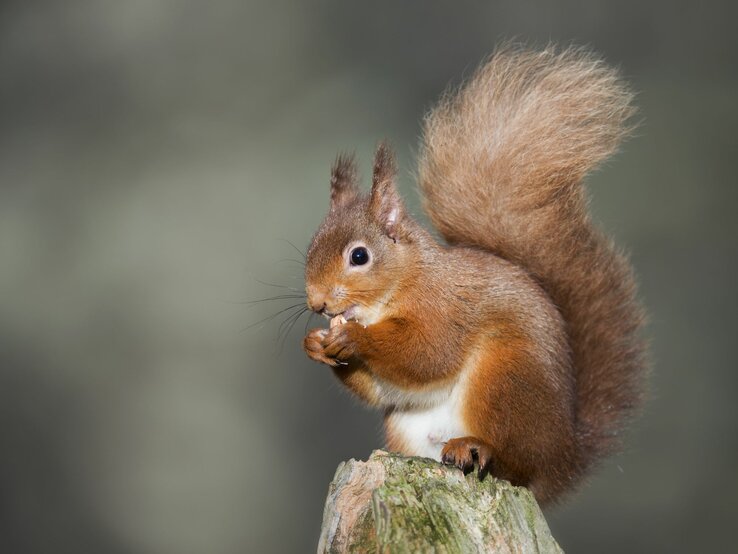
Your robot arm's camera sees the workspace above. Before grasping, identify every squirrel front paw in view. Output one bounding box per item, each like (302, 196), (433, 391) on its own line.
(303, 328), (337, 366)
(322, 322), (361, 362)
(303, 323), (362, 366)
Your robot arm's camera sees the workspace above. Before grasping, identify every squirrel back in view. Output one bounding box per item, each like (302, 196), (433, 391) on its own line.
(418, 45), (646, 469)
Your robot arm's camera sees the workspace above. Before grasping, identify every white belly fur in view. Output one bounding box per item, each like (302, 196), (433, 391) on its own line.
(380, 352), (476, 460)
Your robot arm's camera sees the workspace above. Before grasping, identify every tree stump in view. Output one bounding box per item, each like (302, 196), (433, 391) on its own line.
(318, 450), (562, 553)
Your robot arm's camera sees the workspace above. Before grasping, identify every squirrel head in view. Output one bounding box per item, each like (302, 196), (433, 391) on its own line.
(305, 143), (418, 325)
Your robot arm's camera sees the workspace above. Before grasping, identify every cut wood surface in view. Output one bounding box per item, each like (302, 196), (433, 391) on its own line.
(318, 450), (562, 553)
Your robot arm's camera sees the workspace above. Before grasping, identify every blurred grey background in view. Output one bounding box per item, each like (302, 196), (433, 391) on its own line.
(1, 1), (736, 552)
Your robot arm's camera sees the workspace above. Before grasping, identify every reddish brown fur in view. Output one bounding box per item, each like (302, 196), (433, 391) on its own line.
(331, 364), (380, 405)
(460, 331), (579, 504)
(302, 45), (646, 505)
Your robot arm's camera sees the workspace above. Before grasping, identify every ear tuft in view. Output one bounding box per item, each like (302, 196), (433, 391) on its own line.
(372, 142), (396, 188)
(369, 142), (405, 240)
(330, 152), (359, 210)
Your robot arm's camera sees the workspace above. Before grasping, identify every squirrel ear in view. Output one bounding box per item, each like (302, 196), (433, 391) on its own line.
(330, 153), (359, 211)
(369, 142), (404, 241)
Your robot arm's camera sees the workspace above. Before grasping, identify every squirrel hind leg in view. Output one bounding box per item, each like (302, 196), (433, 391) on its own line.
(441, 436), (576, 504)
(441, 436), (495, 477)
(442, 436), (544, 493)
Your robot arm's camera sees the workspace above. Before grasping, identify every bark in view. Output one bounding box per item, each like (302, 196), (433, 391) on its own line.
(318, 450), (563, 553)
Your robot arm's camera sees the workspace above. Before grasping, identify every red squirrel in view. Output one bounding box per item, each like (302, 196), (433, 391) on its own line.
(302, 46), (646, 505)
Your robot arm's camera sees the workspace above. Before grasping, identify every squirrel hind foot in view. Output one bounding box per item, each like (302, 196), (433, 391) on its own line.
(441, 436), (494, 478)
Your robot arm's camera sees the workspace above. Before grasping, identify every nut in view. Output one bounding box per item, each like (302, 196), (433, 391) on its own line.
(330, 314), (347, 328)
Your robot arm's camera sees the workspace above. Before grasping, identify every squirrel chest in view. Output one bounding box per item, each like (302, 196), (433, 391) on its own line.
(378, 352), (478, 460)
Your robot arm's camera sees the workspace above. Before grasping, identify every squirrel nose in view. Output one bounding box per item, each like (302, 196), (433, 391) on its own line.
(306, 285), (328, 313)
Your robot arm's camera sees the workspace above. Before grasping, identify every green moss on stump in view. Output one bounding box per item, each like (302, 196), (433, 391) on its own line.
(318, 450), (562, 553)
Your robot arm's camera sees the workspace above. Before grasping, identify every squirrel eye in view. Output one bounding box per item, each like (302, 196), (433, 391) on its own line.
(350, 246), (370, 266)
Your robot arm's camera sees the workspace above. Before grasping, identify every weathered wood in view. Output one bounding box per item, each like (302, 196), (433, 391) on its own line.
(318, 450), (562, 553)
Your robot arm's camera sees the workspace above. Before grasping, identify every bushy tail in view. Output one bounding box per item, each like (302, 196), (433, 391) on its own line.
(418, 45), (646, 467)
